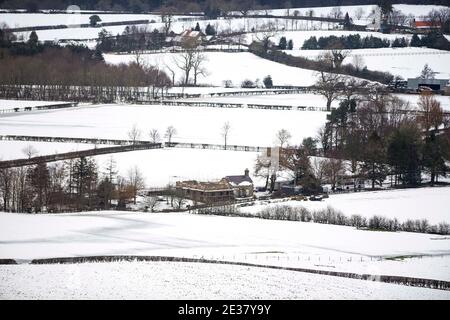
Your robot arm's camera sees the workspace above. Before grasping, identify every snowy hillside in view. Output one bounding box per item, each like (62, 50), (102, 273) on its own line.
(1, 261), (449, 299)
(243, 187), (450, 225)
(287, 47), (450, 80)
(105, 51), (325, 87)
(0, 104), (328, 145)
(0, 210), (449, 283)
(0, 13), (160, 28)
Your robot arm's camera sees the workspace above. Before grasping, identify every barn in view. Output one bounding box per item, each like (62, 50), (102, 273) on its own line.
(407, 78), (449, 91)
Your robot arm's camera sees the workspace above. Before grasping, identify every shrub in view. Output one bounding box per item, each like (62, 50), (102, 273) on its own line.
(437, 222), (450, 235)
(263, 75), (273, 88)
(299, 207), (312, 222)
(241, 79), (255, 88)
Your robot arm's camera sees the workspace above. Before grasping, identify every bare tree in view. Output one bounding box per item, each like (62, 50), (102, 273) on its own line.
(417, 93), (444, 132)
(354, 8), (366, 20)
(161, 7), (174, 36)
(174, 51), (194, 85)
(341, 77), (366, 103)
(231, 31), (247, 49)
(311, 157), (327, 185)
(315, 71), (344, 111)
(170, 188), (186, 209)
(128, 124), (142, 144)
(165, 125), (177, 144)
(192, 51), (208, 86)
(330, 48), (350, 69)
(22, 145), (38, 159)
(276, 129), (292, 148)
(102, 156), (117, 209)
(222, 121), (231, 149)
(428, 8), (450, 32)
(279, 146), (314, 188)
(237, 0), (253, 17)
(317, 51), (335, 70)
(254, 155), (272, 190)
(164, 63), (176, 85)
(352, 54), (366, 71)
(255, 22), (277, 51)
(390, 9), (407, 26)
(323, 158), (345, 190)
(127, 166), (145, 205)
(144, 195), (159, 212)
(149, 128), (160, 143)
(173, 38), (201, 86)
(329, 7), (343, 19)
(133, 50), (144, 68)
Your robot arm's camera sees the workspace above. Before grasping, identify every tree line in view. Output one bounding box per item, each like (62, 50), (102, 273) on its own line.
(319, 90), (450, 188)
(202, 204), (450, 235)
(96, 25), (168, 53)
(253, 83), (450, 199)
(0, 156), (146, 213)
(269, 91), (449, 196)
(302, 34), (399, 50)
(0, 30), (171, 102)
(302, 32), (450, 51)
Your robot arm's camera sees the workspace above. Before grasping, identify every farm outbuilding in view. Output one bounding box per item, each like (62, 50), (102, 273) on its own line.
(407, 78), (449, 91)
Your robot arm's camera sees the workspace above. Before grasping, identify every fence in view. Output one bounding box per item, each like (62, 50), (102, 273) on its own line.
(0, 134), (152, 146)
(0, 135), (328, 161)
(17, 254), (450, 291)
(0, 102), (78, 114)
(165, 141), (269, 153)
(141, 99), (326, 111)
(156, 87), (313, 99)
(0, 143), (162, 169)
(111, 48), (248, 55)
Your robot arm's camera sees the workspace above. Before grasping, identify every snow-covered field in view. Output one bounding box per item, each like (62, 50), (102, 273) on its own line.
(395, 93), (450, 112)
(105, 51), (323, 87)
(0, 211), (449, 283)
(0, 104), (327, 146)
(261, 4), (448, 21)
(2, 4), (444, 29)
(4, 3), (445, 40)
(13, 24), (152, 42)
(0, 13), (160, 28)
(243, 187), (450, 225)
(286, 47), (450, 80)
(1, 261), (449, 300)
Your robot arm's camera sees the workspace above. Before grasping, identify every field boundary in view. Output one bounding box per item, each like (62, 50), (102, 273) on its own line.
(0, 143), (162, 169)
(2, 255), (446, 291)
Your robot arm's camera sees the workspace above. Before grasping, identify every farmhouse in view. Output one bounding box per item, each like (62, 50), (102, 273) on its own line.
(175, 180), (234, 204)
(223, 169), (254, 199)
(173, 29), (206, 46)
(176, 169), (254, 204)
